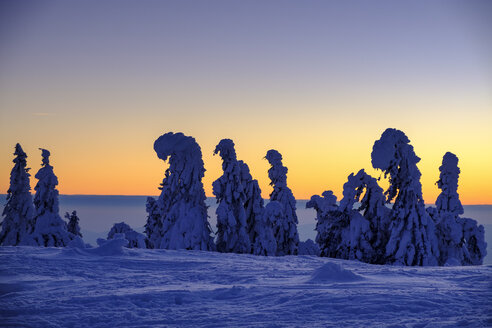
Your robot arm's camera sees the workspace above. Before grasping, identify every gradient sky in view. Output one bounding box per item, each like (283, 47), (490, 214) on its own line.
(0, 0), (491, 204)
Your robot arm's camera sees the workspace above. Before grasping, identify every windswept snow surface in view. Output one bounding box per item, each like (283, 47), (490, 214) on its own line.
(1, 247), (491, 327)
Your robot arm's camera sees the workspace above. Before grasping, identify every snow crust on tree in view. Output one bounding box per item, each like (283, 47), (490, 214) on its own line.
(371, 128), (439, 266)
(65, 211), (82, 239)
(252, 201), (279, 256)
(144, 197), (162, 249)
(154, 132), (214, 251)
(107, 222), (146, 248)
(298, 239), (320, 256)
(213, 139), (251, 253)
(265, 149), (299, 255)
(428, 152), (487, 265)
(28, 149), (72, 247)
(238, 160), (265, 251)
(0, 144), (35, 246)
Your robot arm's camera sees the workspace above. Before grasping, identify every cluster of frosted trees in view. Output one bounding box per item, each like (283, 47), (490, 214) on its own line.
(144, 133), (300, 256)
(143, 130), (486, 266)
(308, 129), (486, 266)
(0, 145), (81, 247)
(1, 129), (487, 266)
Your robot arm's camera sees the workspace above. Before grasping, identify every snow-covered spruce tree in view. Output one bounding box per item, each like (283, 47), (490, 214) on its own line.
(213, 139), (251, 253)
(144, 197), (162, 249)
(371, 128), (439, 266)
(306, 190), (341, 258)
(238, 160), (264, 251)
(335, 171), (380, 263)
(154, 132), (214, 250)
(28, 149), (72, 247)
(265, 149), (299, 256)
(307, 171), (382, 263)
(339, 169), (391, 264)
(107, 222), (146, 248)
(0, 144), (35, 246)
(429, 152), (487, 265)
(65, 210), (82, 238)
(252, 201), (279, 256)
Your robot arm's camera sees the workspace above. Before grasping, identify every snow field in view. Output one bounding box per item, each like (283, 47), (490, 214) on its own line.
(1, 246), (490, 327)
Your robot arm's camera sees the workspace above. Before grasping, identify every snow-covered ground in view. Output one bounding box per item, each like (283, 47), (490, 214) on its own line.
(1, 245), (491, 327)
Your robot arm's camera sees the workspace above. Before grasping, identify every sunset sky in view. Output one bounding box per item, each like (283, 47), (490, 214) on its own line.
(0, 0), (491, 204)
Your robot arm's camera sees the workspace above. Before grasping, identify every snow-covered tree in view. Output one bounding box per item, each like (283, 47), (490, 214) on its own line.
(307, 190), (341, 258)
(107, 222), (146, 248)
(27, 149), (72, 247)
(252, 201), (279, 256)
(213, 139), (251, 253)
(459, 217), (487, 265)
(154, 132), (214, 250)
(265, 149), (299, 255)
(429, 152), (487, 265)
(371, 128), (439, 266)
(238, 160), (264, 250)
(339, 169), (391, 264)
(435, 152), (464, 217)
(307, 171), (379, 263)
(65, 210), (82, 238)
(0, 144), (35, 246)
(144, 197), (162, 249)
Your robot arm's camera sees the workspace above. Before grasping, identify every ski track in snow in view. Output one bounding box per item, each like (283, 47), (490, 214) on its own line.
(1, 247), (491, 328)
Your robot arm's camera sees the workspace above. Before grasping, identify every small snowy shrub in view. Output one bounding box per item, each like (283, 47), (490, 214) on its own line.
(65, 211), (82, 238)
(108, 222), (146, 248)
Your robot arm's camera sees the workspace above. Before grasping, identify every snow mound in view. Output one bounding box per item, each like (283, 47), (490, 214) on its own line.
(67, 236), (85, 249)
(309, 262), (364, 283)
(86, 234), (129, 256)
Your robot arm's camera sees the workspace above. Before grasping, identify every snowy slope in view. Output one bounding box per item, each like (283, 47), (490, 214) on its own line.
(1, 246), (491, 327)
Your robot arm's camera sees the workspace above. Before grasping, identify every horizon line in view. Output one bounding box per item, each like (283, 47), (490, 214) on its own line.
(0, 193), (489, 206)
